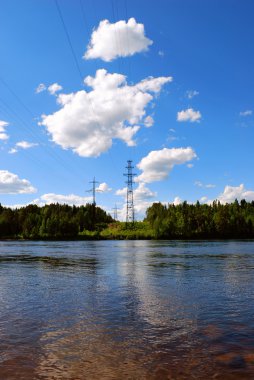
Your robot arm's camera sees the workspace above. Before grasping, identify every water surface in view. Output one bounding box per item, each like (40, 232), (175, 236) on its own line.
(1, 240), (254, 379)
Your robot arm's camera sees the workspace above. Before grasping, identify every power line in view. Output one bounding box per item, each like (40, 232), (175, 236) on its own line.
(111, 0), (122, 73)
(54, 0), (83, 82)
(124, 0), (132, 82)
(112, 204), (119, 220)
(79, 0), (91, 38)
(0, 94), (88, 187)
(0, 71), (93, 185)
(0, 77), (34, 118)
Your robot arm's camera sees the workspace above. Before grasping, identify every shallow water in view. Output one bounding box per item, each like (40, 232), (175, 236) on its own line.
(1, 240), (254, 379)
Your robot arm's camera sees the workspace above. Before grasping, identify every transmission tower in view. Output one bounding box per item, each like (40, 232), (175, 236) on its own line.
(123, 160), (136, 224)
(86, 177), (101, 229)
(86, 177), (100, 205)
(112, 204), (119, 220)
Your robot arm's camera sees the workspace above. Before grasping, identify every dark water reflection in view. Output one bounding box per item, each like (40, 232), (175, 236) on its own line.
(1, 240), (254, 379)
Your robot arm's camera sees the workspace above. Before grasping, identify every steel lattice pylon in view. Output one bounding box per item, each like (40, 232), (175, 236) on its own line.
(124, 160), (136, 224)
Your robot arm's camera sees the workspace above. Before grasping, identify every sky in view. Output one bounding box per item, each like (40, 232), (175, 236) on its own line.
(1, 0), (254, 219)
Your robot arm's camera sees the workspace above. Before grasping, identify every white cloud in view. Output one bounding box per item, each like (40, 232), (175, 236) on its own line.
(136, 76), (172, 93)
(158, 50), (164, 57)
(116, 182), (156, 200)
(134, 182), (157, 201)
(33, 193), (92, 206)
(195, 181), (215, 188)
(8, 148), (18, 154)
(35, 83), (46, 94)
(187, 163), (194, 168)
(96, 182), (112, 192)
(167, 135), (178, 142)
(8, 141), (38, 154)
(5, 193), (93, 208)
(186, 90), (199, 99)
(200, 184), (254, 205)
(136, 147), (197, 183)
(240, 110), (252, 116)
(144, 115), (154, 127)
(173, 196), (182, 205)
(40, 69), (171, 157)
(206, 184), (216, 188)
(84, 18), (153, 62)
(48, 83), (63, 95)
(177, 108), (201, 123)
(0, 121), (8, 128)
(217, 184), (254, 204)
(0, 133), (9, 141)
(36, 83), (63, 95)
(0, 120), (9, 140)
(0, 170), (36, 194)
(16, 141), (38, 149)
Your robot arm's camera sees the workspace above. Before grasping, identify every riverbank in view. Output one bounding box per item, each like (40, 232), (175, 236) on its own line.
(2, 200), (254, 240)
(1, 221), (254, 241)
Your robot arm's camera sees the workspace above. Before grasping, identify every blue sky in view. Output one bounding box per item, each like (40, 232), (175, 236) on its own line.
(1, 0), (254, 219)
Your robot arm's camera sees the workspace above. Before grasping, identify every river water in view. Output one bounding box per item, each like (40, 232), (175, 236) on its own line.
(0, 240), (254, 379)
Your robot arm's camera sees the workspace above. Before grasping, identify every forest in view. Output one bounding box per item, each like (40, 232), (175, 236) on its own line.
(145, 200), (254, 239)
(1, 199), (254, 239)
(0, 203), (113, 239)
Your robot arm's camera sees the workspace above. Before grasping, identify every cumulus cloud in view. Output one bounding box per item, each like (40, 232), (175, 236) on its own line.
(40, 69), (171, 157)
(144, 115), (154, 127)
(0, 170), (36, 194)
(240, 110), (252, 116)
(195, 181), (216, 188)
(36, 83), (63, 95)
(16, 141), (38, 149)
(96, 182), (112, 192)
(8, 148), (17, 154)
(217, 184), (254, 204)
(200, 184), (254, 205)
(32, 193), (92, 206)
(136, 76), (172, 93)
(8, 141), (38, 154)
(136, 147), (197, 183)
(6, 193), (93, 208)
(48, 83), (63, 95)
(84, 18), (153, 62)
(0, 120), (9, 140)
(116, 182), (156, 200)
(186, 90), (199, 99)
(35, 83), (46, 94)
(177, 108), (201, 123)
(173, 196), (182, 205)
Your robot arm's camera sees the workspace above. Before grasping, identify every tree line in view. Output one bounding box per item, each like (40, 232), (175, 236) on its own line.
(1, 199), (254, 240)
(145, 200), (254, 239)
(0, 203), (113, 239)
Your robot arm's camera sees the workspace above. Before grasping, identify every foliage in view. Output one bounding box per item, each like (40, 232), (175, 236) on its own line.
(1, 199), (254, 240)
(100, 221), (155, 240)
(0, 203), (113, 239)
(145, 200), (254, 239)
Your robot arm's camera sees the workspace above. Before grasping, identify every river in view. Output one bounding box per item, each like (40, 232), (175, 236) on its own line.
(0, 240), (254, 379)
